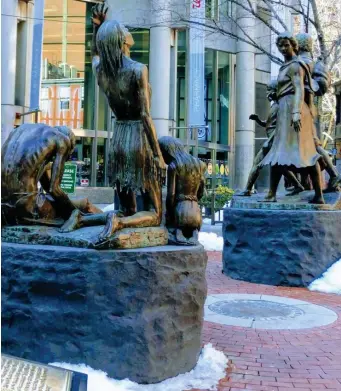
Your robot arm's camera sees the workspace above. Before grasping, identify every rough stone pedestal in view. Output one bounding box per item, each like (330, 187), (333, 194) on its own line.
(1, 243), (207, 384)
(1, 225), (168, 250)
(223, 192), (341, 287)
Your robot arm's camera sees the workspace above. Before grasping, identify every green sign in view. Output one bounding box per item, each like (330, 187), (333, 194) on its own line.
(61, 163), (77, 194)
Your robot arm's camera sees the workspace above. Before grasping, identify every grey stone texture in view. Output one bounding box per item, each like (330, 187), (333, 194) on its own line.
(223, 207), (341, 287)
(70, 187), (115, 205)
(231, 190), (341, 210)
(1, 243), (207, 384)
(1, 225), (168, 250)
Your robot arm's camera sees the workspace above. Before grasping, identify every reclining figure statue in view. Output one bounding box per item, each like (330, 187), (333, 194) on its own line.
(1, 123), (100, 226)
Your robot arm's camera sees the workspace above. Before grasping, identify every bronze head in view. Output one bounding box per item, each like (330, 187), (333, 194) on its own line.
(159, 136), (200, 172)
(295, 33), (313, 54)
(96, 20), (126, 75)
(276, 32), (299, 57)
(55, 126), (76, 152)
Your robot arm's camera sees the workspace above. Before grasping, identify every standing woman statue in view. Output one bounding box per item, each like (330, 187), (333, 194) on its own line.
(261, 32), (325, 204)
(61, 3), (166, 239)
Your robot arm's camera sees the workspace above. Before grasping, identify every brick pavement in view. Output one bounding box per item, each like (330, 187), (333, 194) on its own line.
(188, 251), (341, 391)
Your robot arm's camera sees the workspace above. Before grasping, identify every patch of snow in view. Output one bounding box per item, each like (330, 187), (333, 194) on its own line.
(309, 259), (341, 295)
(102, 203), (115, 212)
(50, 344), (228, 391)
(199, 232), (223, 252)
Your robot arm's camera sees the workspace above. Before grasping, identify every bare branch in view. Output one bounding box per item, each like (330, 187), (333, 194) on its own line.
(267, 0), (317, 27)
(308, 0), (328, 63)
(262, 0), (288, 31)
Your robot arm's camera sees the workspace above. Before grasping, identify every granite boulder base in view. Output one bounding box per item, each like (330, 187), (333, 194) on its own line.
(2, 243), (207, 384)
(223, 192), (341, 287)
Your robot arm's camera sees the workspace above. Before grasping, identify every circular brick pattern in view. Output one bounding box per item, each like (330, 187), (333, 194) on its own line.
(205, 294), (338, 329)
(208, 299), (305, 321)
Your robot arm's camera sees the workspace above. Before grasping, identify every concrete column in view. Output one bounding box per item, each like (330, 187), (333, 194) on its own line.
(149, 0), (172, 138)
(234, 2), (256, 190)
(1, 0), (18, 144)
(149, 26), (171, 138)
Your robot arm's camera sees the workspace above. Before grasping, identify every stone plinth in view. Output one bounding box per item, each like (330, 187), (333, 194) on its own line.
(1, 243), (207, 384)
(223, 192), (341, 287)
(1, 225), (168, 250)
(231, 190), (341, 210)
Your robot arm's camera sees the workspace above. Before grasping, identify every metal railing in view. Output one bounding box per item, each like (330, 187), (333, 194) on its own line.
(169, 125), (209, 157)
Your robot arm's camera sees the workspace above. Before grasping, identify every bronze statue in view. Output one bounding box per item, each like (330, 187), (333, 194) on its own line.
(261, 32), (325, 204)
(236, 80), (304, 196)
(296, 33), (341, 192)
(60, 3), (166, 242)
(158, 137), (206, 245)
(1, 124), (100, 226)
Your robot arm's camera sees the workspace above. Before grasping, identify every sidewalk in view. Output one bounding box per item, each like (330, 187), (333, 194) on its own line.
(189, 252), (341, 391)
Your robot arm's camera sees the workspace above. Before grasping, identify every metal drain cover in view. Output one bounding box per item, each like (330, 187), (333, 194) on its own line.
(204, 294), (338, 329)
(208, 299), (304, 321)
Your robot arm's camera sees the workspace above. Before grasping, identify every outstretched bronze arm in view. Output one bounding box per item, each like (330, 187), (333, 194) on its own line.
(91, 3), (108, 58)
(249, 114), (266, 128)
(138, 66), (166, 167)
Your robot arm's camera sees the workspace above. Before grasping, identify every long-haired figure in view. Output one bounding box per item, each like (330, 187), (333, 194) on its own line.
(159, 137), (206, 245)
(261, 32), (325, 204)
(60, 4), (166, 240)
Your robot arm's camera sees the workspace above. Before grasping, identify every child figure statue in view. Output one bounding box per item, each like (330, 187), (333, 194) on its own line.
(159, 137), (207, 245)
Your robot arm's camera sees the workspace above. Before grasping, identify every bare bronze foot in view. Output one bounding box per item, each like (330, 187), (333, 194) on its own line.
(97, 211), (122, 243)
(285, 185), (305, 196)
(235, 190), (252, 197)
(262, 195), (277, 203)
(83, 199), (103, 214)
(59, 209), (82, 233)
(309, 196), (325, 205)
(324, 176), (341, 193)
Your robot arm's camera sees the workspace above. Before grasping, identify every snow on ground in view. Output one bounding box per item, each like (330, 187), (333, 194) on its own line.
(50, 344), (228, 391)
(198, 232), (223, 252)
(102, 203), (115, 212)
(309, 259), (341, 295)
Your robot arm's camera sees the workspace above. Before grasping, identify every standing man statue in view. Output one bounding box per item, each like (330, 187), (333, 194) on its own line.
(60, 2), (166, 242)
(1, 124), (100, 226)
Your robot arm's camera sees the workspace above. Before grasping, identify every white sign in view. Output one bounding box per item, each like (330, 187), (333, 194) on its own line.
(81, 179), (89, 187)
(187, 0), (205, 126)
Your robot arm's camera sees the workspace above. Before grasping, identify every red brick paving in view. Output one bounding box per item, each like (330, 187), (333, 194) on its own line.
(188, 251), (341, 391)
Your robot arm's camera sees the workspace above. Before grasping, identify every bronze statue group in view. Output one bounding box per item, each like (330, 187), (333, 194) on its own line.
(1, 3), (206, 246)
(1, 5), (340, 245)
(238, 32), (341, 202)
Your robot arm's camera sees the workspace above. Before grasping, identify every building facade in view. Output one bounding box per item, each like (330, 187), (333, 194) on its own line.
(1, 0), (44, 144)
(38, 0), (298, 190)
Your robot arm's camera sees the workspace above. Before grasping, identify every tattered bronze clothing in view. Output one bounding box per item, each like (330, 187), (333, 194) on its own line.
(261, 60), (320, 168)
(109, 120), (163, 191)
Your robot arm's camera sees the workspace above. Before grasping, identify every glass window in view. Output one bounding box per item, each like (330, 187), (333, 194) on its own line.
(176, 30), (187, 135)
(41, 0), (86, 128)
(217, 51), (230, 145)
(204, 49), (214, 142)
(40, 87), (49, 113)
(219, 0), (232, 18)
(59, 86), (70, 110)
(129, 29), (150, 66)
(206, 0), (215, 19)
